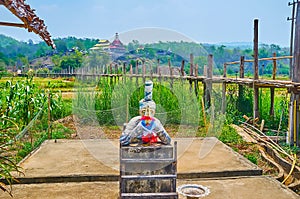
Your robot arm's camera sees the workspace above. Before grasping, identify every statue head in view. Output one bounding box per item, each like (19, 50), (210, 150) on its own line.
(139, 80), (156, 117)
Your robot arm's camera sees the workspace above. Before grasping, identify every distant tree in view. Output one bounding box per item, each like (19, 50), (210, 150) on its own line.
(55, 39), (68, 53)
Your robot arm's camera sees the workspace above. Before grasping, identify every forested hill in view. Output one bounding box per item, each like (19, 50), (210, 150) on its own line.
(0, 34), (291, 76)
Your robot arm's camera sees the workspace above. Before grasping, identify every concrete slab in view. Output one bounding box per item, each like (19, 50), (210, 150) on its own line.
(15, 137), (261, 180)
(0, 177), (298, 199)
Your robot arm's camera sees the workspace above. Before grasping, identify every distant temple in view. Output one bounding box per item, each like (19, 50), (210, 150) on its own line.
(90, 39), (110, 51)
(110, 33), (126, 55)
(90, 33), (126, 59)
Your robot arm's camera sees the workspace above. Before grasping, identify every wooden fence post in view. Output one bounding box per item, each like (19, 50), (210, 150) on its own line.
(136, 60), (139, 86)
(169, 59), (173, 88)
(253, 19), (260, 120)
(48, 91), (51, 139)
(204, 54), (213, 108)
(181, 60), (185, 77)
(142, 60), (146, 83)
(289, 2), (300, 146)
(123, 62), (126, 83)
(194, 64), (198, 96)
(238, 56), (245, 114)
(189, 54), (194, 92)
(270, 52), (277, 116)
(130, 64), (133, 82)
(157, 59), (160, 75)
(222, 63), (227, 113)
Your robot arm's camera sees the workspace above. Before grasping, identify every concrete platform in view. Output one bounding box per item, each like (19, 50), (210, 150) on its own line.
(12, 137), (261, 183)
(1, 138), (298, 198)
(0, 177), (298, 199)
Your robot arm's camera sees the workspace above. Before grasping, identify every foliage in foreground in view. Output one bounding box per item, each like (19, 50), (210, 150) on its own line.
(0, 77), (72, 196)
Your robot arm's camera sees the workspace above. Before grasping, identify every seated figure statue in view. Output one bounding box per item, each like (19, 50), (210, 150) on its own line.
(120, 81), (171, 146)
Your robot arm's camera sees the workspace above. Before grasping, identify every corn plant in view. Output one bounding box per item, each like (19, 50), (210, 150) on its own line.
(0, 77), (69, 197)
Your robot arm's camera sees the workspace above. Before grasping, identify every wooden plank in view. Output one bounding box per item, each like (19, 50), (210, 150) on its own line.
(225, 56), (293, 65)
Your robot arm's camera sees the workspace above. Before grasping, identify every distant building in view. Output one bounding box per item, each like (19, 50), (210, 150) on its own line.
(90, 33), (126, 59)
(90, 39), (110, 52)
(110, 33), (126, 59)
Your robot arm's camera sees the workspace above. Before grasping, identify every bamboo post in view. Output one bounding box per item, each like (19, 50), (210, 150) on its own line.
(126, 95), (129, 123)
(289, 2), (300, 146)
(157, 59), (160, 75)
(203, 65), (207, 106)
(194, 63), (198, 77)
(130, 64), (133, 81)
(253, 19), (260, 120)
(204, 54), (213, 109)
(110, 63), (113, 84)
(181, 60), (185, 77)
(289, 1), (296, 79)
(142, 60), (146, 83)
(222, 63), (227, 113)
(47, 91), (51, 139)
(158, 67), (162, 84)
(150, 62), (153, 80)
(223, 63), (227, 78)
(270, 52), (277, 116)
(238, 56), (245, 113)
(203, 65), (207, 76)
(109, 63), (112, 74)
(194, 63), (198, 96)
(169, 59), (173, 88)
(136, 60), (139, 86)
(189, 54), (194, 92)
(123, 62), (126, 83)
(115, 63), (118, 83)
(190, 53), (194, 76)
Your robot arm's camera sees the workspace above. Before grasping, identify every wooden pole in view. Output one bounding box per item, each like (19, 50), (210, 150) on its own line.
(289, 2), (300, 146)
(194, 64), (199, 96)
(168, 59), (173, 88)
(289, 1), (296, 79)
(222, 63), (227, 113)
(204, 54), (213, 109)
(130, 64), (133, 81)
(136, 60), (139, 86)
(181, 60), (185, 77)
(270, 52), (277, 116)
(238, 56), (245, 113)
(47, 91), (51, 139)
(0, 21), (25, 28)
(157, 59), (160, 75)
(150, 61), (153, 80)
(223, 63), (227, 78)
(253, 19), (260, 120)
(190, 53), (194, 76)
(142, 60), (146, 83)
(115, 63), (118, 83)
(189, 54), (194, 92)
(123, 62), (126, 83)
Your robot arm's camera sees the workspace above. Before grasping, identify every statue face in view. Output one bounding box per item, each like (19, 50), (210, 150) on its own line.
(140, 105), (155, 117)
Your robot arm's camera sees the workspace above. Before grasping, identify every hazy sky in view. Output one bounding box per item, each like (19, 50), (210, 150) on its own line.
(0, 0), (294, 47)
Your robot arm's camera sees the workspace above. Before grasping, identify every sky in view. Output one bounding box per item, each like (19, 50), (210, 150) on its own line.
(0, 0), (294, 47)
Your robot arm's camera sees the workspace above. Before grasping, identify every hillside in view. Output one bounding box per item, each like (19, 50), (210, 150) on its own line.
(0, 34), (291, 76)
